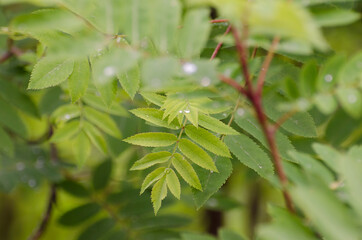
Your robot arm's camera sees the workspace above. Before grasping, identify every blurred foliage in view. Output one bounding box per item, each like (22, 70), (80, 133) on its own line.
(0, 0), (361, 240)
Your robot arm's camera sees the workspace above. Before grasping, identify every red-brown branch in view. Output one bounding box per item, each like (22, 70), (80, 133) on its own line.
(210, 19), (229, 23)
(256, 37), (280, 96)
(271, 110), (297, 134)
(210, 25), (231, 60)
(220, 26), (295, 213)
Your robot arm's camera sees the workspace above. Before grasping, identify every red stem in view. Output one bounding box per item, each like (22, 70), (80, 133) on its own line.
(210, 19), (229, 23)
(210, 25), (231, 60)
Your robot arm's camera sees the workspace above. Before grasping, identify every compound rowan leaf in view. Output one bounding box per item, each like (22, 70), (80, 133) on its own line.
(185, 125), (231, 157)
(198, 114), (239, 135)
(172, 153), (202, 190)
(131, 151), (172, 170)
(124, 132), (177, 147)
(178, 138), (218, 172)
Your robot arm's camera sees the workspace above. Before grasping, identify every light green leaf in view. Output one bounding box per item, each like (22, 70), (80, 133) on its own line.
(338, 51), (362, 84)
(258, 206), (318, 240)
(178, 8), (211, 58)
(82, 93), (128, 117)
(185, 106), (199, 127)
(312, 143), (340, 172)
(292, 183), (361, 240)
(118, 65), (140, 99)
(83, 107), (121, 138)
(181, 233), (216, 240)
(198, 114), (239, 135)
(83, 121), (108, 154)
(92, 160), (112, 191)
(0, 127), (14, 156)
(343, 147), (362, 220)
(314, 93), (337, 115)
(317, 54), (346, 91)
(185, 125), (231, 157)
(124, 132), (177, 147)
(151, 175), (167, 215)
(28, 57), (74, 89)
(234, 113), (294, 161)
(150, 0), (181, 53)
(172, 153), (202, 190)
(73, 131), (91, 167)
(178, 139), (218, 172)
(68, 58), (90, 103)
(131, 152), (172, 170)
(225, 135), (274, 178)
(130, 108), (181, 130)
(140, 92), (166, 107)
(51, 104), (81, 123)
(50, 120), (80, 143)
(166, 168), (181, 199)
(192, 157), (233, 209)
(312, 8), (360, 27)
(299, 60), (318, 97)
(141, 167), (166, 194)
(336, 88), (362, 119)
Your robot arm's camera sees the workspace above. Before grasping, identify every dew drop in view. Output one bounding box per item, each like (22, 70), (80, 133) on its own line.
(103, 66), (116, 77)
(324, 74), (333, 82)
(184, 109), (190, 114)
(258, 165), (263, 169)
(28, 179), (36, 188)
(210, 171), (213, 173)
(201, 77), (211, 87)
(16, 162), (25, 171)
(236, 108), (245, 116)
(64, 114), (71, 120)
(116, 36), (122, 43)
(223, 113), (227, 117)
(348, 94), (357, 103)
(182, 62), (197, 75)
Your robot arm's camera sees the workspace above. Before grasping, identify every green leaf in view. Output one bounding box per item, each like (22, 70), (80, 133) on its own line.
(336, 88), (362, 119)
(234, 113), (295, 161)
(58, 203), (101, 226)
(28, 57), (74, 89)
(178, 139), (218, 172)
(124, 132), (177, 147)
(198, 114), (239, 135)
(317, 54), (346, 91)
(0, 79), (39, 118)
(73, 131), (91, 167)
(312, 143), (341, 172)
(338, 51), (362, 84)
(92, 160), (112, 191)
(140, 92), (166, 107)
(140, 167), (166, 194)
(225, 135), (274, 178)
(172, 153), (202, 190)
(50, 120), (80, 143)
(185, 106), (199, 127)
(150, 0), (181, 53)
(258, 205), (318, 240)
(166, 168), (181, 199)
(118, 65), (140, 99)
(130, 108), (181, 130)
(0, 127), (14, 156)
(68, 58), (90, 103)
(51, 104), (81, 123)
(292, 183), (361, 240)
(0, 98), (27, 138)
(83, 121), (108, 154)
(131, 151), (172, 170)
(192, 157), (232, 209)
(178, 8), (211, 58)
(342, 147), (362, 220)
(312, 8), (360, 27)
(299, 60), (318, 97)
(219, 229), (245, 240)
(82, 93), (128, 117)
(58, 180), (90, 198)
(314, 93), (337, 115)
(185, 125), (230, 157)
(77, 218), (115, 240)
(181, 233), (216, 240)
(83, 107), (121, 138)
(151, 175), (167, 215)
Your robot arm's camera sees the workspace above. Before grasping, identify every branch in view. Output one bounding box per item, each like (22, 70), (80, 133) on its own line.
(210, 25), (231, 60)
(219, 74), (249, 97)
(255, 37), (280, 96)
(231, 26), (253, 92)
(271, 110), (297, 134)
(210, 19), (229, 23)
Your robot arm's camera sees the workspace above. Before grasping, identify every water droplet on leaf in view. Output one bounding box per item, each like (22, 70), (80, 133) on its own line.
(103, 66), (116, 77)
(324, 74), (333, 82)
(348, 94), (357, 103)
(16, 162), (25, 171)
(237, 108), (245, 116)
(201, 77), (211, 87)
(182, 62), (197, 75)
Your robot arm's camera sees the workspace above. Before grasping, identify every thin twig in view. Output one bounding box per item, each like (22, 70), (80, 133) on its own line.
(271, 110), (297, 134)
(255, 37), (280, 96)
(219, 75), (249, 97)
(210, 19), (229, 23)
(210, 25), (231, 60)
